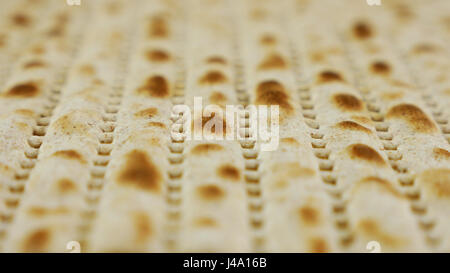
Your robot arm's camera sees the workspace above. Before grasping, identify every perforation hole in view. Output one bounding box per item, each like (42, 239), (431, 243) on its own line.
(32, 126), (46, 136)
(311, 140), (326, 149)
(24, 148), (39, 159)
(27, 137), (42, 148)
(97, 145), (112, 156)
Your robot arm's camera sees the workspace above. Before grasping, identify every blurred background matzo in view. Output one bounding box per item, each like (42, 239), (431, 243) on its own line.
(0, 0), (449, 253)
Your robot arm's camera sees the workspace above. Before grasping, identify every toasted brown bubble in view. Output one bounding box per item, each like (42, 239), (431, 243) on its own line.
(46, 24), (65, 38)
(309, 51), (325, 63)
(386, 104), (437, 133)
(309, 237), (329, 253)
(134, 108), (158, 119)
(52, 114), (90, 135)
(117, 150), (162, 193)
(352, 21), (373, 39)
(194, 217), (218, 227)
(350, 116), (373, 125)
(23, 60), (46, 69)
(381, 91), (404, 101)
(280, 137), (299, 146)
(273, 162), (315, 178)
(356, 177), (402, 198)
(370, 61), (391, 75)
(57, 178), (77, 194)
(0, 34), (6, 48)
(137, 75), (170, 97)
(12, 13), (31, 27)
(332, 93), (364, 112)
(206, 56), (227, 65)
(317, 70), (345, 84)
(250, 8), (268, 21)
(260, 34), (277, 46)
(198, 70), (228, 85)
(197, 185), (225, 201)
(147, 121), (166, 129)
(419, 169), (450, 198)
(357, 219), (406, 248)
(298, 206), (321, 226)
(217, 164), (241, 181)
(347, 144), (386, 165)
(191, 143), (224, 155)
(255, 80), (292, 113)
(412, 43), (439, 54)
(28, 206), (69, 217)
(433, 148), (450, 161)
(393, 4), (415, 21)
(78, 64), (96, 76)
(258, 53), (287, 70)
(148, 15), (169, 38)
(209, 92), (227, 106)
(146, 49), (171, 62)
(105, 1), (123, 15)
(15, 109), (35, 117)
(6, 82), (40, 97)
(192, 112), (227, 135)
(133, 211), (153, 243)
(336, 121), (372, 134)
(22, 228), (51, 252)
(52, 150), (86, 164)
(31, 45), (46, 55)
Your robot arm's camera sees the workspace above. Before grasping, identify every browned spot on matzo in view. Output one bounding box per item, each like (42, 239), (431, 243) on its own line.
(347, 144), (385, 165)
(419, 169), (450, 198)
(57, 178), (77, 194)
(148, 15), (169, 38)
(433, 148), (450, 160)
(191, 144), (224, 155)
(194, 217), (218, 227)
(147, 121), (166, 129)
(134, 108), (158, 119)
(192, 113), (227, 136)
(137, 75), (170, 97)
(52, 150), (86, 164)
(255, 80), (292, 113)
(386, 104), (437, 133)
(355, 177), (402, 198)
(352, 21), (373, 40)
(357, 219), (406, 248)
(27, 206), (69, 217)
(280, 137), (299, 146)
(146, 49), (171, 62)
(336, 121), (372, 134)
(206, 56), (227, 65)
(23, 60), (46, 69)
(317, 70), (345, 84)
(370, 61), (391, 75)
(22, 228), (51, 252)
(309, 237), (329, 253)
(332, 93), (364, 112)
(52, 114), (90, 135)
(133, 211), (153, 243)
(209, 92), (227, 106)
(217, 164), (241, 181)
(6, 82), (40, 97)
(260, 34), (277, 46)
(298, 206), (321, 226)
(197, 185), (225, 201)
(117, 150), (162, 193)
(12, 13), (31, 27)
(198, 70), (228, 85)
(258, 53), (287, 70)
(413, 43), (440, 54)
(78, 64), (96, 76)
